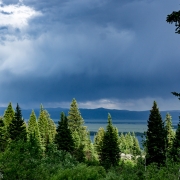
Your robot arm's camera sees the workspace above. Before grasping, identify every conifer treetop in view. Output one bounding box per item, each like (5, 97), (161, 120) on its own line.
(146, 101), (166, 166)
(8, 103), (27, 141)
(3, 102), (14, 127)
(28, 110), (40, 141)
(68, 98), (84, 132)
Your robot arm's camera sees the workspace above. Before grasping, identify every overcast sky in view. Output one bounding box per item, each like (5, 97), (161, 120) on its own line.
(0, 0), (180, 110)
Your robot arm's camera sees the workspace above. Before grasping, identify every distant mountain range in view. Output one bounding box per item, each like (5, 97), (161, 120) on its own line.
(0, 107), (179, 124)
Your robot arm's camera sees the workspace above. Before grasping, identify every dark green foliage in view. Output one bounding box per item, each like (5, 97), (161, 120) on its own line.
(171, 120), (180, 161)
(0, 139), (42, 180)
(73, 144), (86, 163)
(100, 113), (120, 169)
(0, 138), (78, 180)
(170, 91), (180, 161)
(0, 117), (8, 152)
(51, 164), (106, 180)
(144, 161), (180, 180)
(44, 143), (78, 169)
(166, 11), (180, 34)
(55, 112), (75, 153)
(8, 103), (27, 141)
(146, 101), (166, 166)
(172, 92), (180, 100)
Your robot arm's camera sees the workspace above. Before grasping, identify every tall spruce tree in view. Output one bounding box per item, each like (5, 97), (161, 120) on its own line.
(8, 104), (27, 141)
(100, 113), (120, 169)
(164, 113), (175, 155)
(125, 132), (133, 154)
(38, 110), (49, 148)
(38, 107), (56, 148)
(28, 110), (41, 144)
(146, 101), (166, 166)
(94, 127), (105, 158)
(3, 102), (14, 127)
(171, 118), (180, 161)
(68, 98), (84, 132)
(132, 132), (141, 156)
(67, 98), (89, 151)
(55, 112), (75, 153)
(119, 133), (127, 153)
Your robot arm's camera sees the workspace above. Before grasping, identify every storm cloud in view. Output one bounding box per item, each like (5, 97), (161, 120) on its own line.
(0, 0), (179, 110)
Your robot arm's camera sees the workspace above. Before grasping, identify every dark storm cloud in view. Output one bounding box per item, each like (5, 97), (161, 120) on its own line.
(0, 0), (180, 110)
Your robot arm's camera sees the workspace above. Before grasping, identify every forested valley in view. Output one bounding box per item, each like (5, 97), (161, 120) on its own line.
(0, 98), (180, 180)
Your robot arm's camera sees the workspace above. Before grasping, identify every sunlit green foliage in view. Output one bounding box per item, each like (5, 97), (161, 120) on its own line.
(67, 98), (91, 160)
(94, 127), (105, 158)
(3, 102), (14, 127)
(119, 132), (141, 156)
(28, 110), (41, 144)
(164, 113), (175, 157)
(38, 107), (56, 149)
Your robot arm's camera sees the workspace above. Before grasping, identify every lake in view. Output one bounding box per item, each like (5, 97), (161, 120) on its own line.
(53, 119), (177, 148)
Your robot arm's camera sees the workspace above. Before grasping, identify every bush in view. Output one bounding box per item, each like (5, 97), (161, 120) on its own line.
(145, 162), (180, 180)
(51, 164), (106, 180)
(0, 141), (78, 180)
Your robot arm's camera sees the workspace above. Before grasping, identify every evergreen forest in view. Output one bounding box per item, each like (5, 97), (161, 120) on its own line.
(0, 98), (180, 180)
(0, 8), (180, 180)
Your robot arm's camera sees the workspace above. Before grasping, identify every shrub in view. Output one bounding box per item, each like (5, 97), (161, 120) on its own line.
(51, 164), (106, 180)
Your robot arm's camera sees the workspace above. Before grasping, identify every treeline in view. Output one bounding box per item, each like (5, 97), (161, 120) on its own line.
(0, 99), (180, 179)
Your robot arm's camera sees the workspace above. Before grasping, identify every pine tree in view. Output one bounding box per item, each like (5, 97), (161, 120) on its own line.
(38, 110), (49, 148)
(146, 101), (166, 166)
(55, 112), (75, 153)
(67, 98), (89, 150)
(38, 107), (56, 148)
(164, 113), (175, 155)
(47, 116), (57, 143)
(8, 104), (27, 141)
(3, 102), (14, 127)
(171, 118), (180, 161)
(100, 113), (120, 169)
(132, 132), (141, 156)
(119, 133), (126, 153)
(68, 98), (84, 132)
(94, 127), (105, 157)
(125, 132), (133, 154)
(84, 132), (98, 162)
(27, 110), (41, 144)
